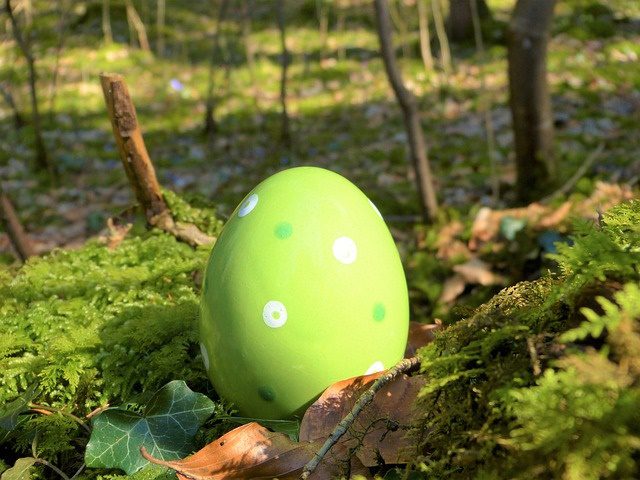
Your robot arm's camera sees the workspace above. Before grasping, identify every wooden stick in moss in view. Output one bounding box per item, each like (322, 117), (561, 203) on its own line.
(99, 73), (214, 247)
(0, 189), (36, 261)
(301, 356), (421, 479)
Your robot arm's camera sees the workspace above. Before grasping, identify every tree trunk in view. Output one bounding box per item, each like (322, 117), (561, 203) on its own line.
(0, 82), (25, 128)
(316, 0), (328, 61)
(5, 0), (54, 179)
(125, 0), (151, 52)
(203, 0), (230, 136)
(507, 0), (556, 203)
(156, 0), (165, 56)
(448, 0), (489, 42)
(276, 0), (291, 149)
(417, 0), (434, 72)
(374, 0), (439, 221)
(102, 0), (112, 43)
(0, 190), (36, 262)
(431, 0), (452, 75)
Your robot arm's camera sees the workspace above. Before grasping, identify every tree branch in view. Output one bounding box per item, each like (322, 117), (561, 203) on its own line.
(0, 189), (36, 261)
(99, 73), (214, 247)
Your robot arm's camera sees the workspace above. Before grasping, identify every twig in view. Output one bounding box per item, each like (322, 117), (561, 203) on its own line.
(85, 404), (110, 419)
(540, 142), (605, 204)
(99, 73), (214, 247)
(526, 337), (541, 377)
(29, 404), (91, 434)
(301, 356), (420, 479)
(35, 459), (71, 480)
(0, 190), (36, 261)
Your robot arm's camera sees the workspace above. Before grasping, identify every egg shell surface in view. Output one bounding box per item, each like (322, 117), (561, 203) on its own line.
(200, 167), (409, 419)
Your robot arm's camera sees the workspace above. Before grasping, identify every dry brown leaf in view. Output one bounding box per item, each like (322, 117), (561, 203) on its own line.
(440, 274), (466, 303)
(453, 258), (505, 286)
(105, 217), (131, 249)
(141, 422), (366, 480)
(405, 320), (442, 357)
(299, 372), (426, 467)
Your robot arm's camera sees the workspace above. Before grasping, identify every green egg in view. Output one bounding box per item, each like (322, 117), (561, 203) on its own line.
(199, 167), (409, 419)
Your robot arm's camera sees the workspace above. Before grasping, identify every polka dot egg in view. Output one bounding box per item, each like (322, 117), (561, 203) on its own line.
(199, 167), (409, 419)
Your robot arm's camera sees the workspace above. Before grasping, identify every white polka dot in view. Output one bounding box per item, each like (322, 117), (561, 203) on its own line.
(263, 300), (287, 328)
(333, 236), (357, 264)
(369, 199), (383, 219)
(200, 343), (210, 371)
(238, 193), (258, 217)
(365, 361), (385, 375)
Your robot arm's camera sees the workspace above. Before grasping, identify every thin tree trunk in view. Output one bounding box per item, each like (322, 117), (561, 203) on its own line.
(48, 0), (69, 120)
(374, 0), (439, 221)
(336, 4), (345, 60)
(0, 82), (25, 128)
(5, 0), (54, 178)
(316, 0), (328, 61)
(418, 0), (434, 72)
(203, 0), (230, 135)
(431, 0), (452, 75)
(102, 0), (112, 43)
(470, 0), (498, 202)
(0, 189), (36, 262)
(276, 0), (291, 149)
(125, 0), (151, 52)
(242, 0), (260, 112)
(156, 0), (165, 56)
(448, 0), (489, 42)
(507, 0), (556, 203)
(388, 0), (409, 59)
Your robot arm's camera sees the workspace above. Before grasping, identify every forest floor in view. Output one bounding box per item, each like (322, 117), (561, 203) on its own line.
(1, 0), (639, 319)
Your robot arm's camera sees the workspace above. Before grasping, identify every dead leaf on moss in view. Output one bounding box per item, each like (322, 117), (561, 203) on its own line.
(453, 258), (505, 286)
(405, 320), (442, 357)
(299, 373), (426, 467)
(440, 274), (467, 303)
(141, 422), (366, 480)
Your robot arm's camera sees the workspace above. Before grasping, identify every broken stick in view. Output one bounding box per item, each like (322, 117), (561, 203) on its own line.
(99, 73), (214, 247)
(0, 190), (36, 262)
(301, 356), (421, 479)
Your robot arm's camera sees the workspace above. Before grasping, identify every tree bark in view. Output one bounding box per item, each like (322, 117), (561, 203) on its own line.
(431, 0), (452, 75)
(156, 0), (165, 56)
(102, 0), (112, 43)
(0, 82), (25, 128)
(417, 0), (434, 72)
(100, 73), (214, 246)
(203, 0), (230, 136)
(125, 0), (150, 52)
(374, 0), (439, 221)
(448, 0), (489, 42)
(276, 0), (291, 149)
(5, 0), (54, 178)
(507, 0), (556, 203)
(0, 189), (36, 262)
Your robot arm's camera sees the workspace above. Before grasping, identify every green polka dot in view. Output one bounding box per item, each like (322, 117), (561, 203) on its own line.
(373, 303), (386, 322)
(274, 222), (293, 239)
(258, 386), (275, 402)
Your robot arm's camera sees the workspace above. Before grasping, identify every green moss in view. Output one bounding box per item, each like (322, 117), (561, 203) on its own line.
(0, 194), (222, 469)
(415, 200), (640, 479)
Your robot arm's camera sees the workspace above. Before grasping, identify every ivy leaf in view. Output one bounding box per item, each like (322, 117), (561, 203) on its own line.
(85, 380), (215, 474)
(0, 384), (39, 440)
(1, 458), (37, 480)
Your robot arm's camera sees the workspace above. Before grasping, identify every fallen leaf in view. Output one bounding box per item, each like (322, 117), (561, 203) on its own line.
(405, 320), (442, 357)
(453, 258), (505, 286)
(141, 422), (365, 480)
(299, 372), (426, 467)
(440, 274), (466, 303)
